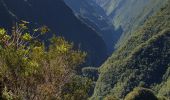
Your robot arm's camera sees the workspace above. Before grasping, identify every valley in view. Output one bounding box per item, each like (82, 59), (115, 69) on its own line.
(0, 0), (170, 100)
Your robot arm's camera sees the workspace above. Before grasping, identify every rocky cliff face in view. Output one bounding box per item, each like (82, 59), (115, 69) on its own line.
(0, 0), (108, 66)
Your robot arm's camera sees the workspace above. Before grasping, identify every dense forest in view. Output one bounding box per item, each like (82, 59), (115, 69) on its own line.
(92, 0), (170, 99)
(0, 0), (170, 100)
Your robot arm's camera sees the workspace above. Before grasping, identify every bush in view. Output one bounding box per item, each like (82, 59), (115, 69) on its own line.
(0, 22), (86, 99)
(124, 87), (158, 100)
(61, 76), (94, 100)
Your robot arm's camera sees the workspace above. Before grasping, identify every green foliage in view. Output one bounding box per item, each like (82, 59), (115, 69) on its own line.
(156, 70), (170, 100)
(82, 67), (98, 81)
(49, 36), (86, 70)
(2, 86), (14, 100)
(124, 87), (158, 100)
(104, 0), (167, 48)
(103, 94), (119, 100)
(39, 25), (50, 35)
(22, 33), (32, 41)
(92, 1), (170, 99)
(0, 28), (6, 36)
(0, 21), (49, 49)
(157, 96), (168, 100)
(61, 75), (94, 100)
(0, 22), (87, 99)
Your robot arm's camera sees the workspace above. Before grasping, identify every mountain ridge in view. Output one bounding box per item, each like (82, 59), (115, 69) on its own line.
(93, 0), (167, 48)
(91, 0), (170, 99)
(64, 0), (122, 54)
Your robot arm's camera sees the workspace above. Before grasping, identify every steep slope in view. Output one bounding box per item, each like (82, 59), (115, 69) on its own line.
(92, 0), (170, 99)
(0, 0), (108, 66)
(156, 66), (170, 99)
(64, 0), (122, 53)
(93, 0), (167, 48)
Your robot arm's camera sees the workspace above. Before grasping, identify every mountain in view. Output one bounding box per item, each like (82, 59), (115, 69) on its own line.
(1, 0), (170, 99)
(93, 0), (167, 48)
(0, 0), (108, 66)
(64, 0), (122, 54)
(92, 0), (111, 9)
(91, 0), (170, 99)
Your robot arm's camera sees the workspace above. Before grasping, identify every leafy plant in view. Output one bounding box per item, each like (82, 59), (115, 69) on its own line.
(0, 22), (86, 99)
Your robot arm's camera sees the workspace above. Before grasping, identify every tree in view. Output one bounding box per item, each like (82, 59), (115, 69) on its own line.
(0, 21), (86, 99)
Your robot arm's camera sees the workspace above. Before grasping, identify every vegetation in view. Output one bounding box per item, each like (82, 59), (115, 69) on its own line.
(99, 0), (166, 48)
(82, 67), (99, 81)
(124, 87), (158, 100)
(92, 0), (170, 99)
(0, 21), (91, 99)
(61, 75), (94, 100)
(103, 94), (118, 100)
(0, 0), (170, 100)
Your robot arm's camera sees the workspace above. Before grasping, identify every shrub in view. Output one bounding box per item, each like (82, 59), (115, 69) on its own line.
(0, 22), (86, 99)
(61, 76), (94, 100)
(124, 87), (158, 100)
